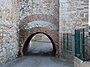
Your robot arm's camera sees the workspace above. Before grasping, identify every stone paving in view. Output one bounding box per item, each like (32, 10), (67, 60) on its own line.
(2, 56), (73, 67)
(0, 40), (73, 67)
(1, 40), (73, 67)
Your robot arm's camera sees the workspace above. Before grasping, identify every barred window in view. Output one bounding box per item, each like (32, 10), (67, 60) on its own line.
(63, 33), (72, 54)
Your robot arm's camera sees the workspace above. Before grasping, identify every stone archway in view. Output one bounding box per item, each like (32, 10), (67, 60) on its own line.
(26, 33), (54, 56)
(23, 32), (56, 56)
(19, 27), (59, 56)
(18, 14), (59, 57)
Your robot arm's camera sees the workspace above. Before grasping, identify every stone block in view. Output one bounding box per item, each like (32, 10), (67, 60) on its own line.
(74, 57), (90, 67)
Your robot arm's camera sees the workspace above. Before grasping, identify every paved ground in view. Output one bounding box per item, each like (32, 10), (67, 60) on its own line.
(3, 56), (73, 67)
(28, 41), (53, 53)
(1, 37), (73, 67)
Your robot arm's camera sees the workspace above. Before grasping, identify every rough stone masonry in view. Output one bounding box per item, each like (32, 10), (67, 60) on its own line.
(0, 0), (89, 64)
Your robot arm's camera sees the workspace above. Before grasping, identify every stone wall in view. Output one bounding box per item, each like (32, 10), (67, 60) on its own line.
(0, 0), (89, 64)
(0, 0), (19, 63)
(59, 0), (89, 61)
(59, 0), (89, 33)
(18, 0), (59, 30)
(0, 0), (59, 63)
(18, 0), (59, 56)
(18, 0), (59, 21)
(74, 57), (90, 67)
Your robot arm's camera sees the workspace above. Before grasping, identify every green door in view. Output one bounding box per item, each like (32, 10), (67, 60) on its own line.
(75, 29), (85, 60)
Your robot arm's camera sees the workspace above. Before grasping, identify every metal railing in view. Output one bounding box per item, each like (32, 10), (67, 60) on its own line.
(62, 28), (90, 61)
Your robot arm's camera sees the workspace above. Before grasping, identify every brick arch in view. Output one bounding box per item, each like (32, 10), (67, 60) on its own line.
(23, 32), (56, 56)
(19, 14), (58, 29)
(19, 27), (59, 56)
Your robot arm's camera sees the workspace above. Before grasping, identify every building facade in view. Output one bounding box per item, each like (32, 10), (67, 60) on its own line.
(0, 0), (89, 64)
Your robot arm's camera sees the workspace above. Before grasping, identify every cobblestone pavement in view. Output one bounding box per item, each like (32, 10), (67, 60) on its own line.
(2, 56), (73, 67)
